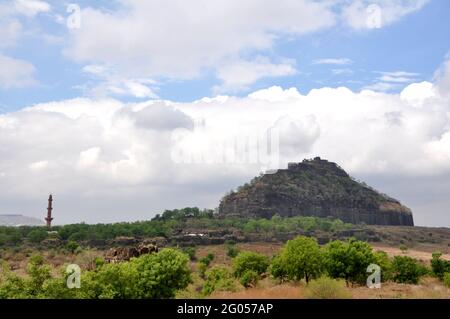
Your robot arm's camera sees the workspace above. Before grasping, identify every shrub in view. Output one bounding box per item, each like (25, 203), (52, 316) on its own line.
(78, 248), (191, 299)
(279, 236), (324, 284)
(183, 247), (197, 261)
(431, 252), (450, 280)
(269, 254), (289, 282)
(28, 229), (48, 244)
(239, 270), (259, 288)
(374, 251), (393, 282)
(306, 277), (351, 299)
(202, 266), (236, 296)
(443, 273), (450, 288)
(199, 253), (215, 267)
(65, 241), (80, 254)
(233, 251), (269, 278)
(391, 256), (423, 284)
(226, 244), (239, 258)
(198, 262), (208, 279)
(324, 239), (376, 285)
(399, 244), (408, 254)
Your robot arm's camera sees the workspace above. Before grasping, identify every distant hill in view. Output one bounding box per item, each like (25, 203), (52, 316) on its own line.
(0, 214), (44, 227)
(218, 157), (414, 226)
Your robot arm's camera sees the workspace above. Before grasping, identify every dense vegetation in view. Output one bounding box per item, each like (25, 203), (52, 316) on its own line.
(0, 235), (448, 299)
(0, 248), (190, 299)
(0, 207), (353, 246)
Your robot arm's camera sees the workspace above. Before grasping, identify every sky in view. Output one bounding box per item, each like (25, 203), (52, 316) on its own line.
(0, 0), (449, 226)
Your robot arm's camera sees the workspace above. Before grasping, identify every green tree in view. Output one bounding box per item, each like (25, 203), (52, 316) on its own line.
(269, 254), (289, 282)
(79, 248), (191, 299)
(233, 251), (269, 278)
(391, 256), (423, 284)
(279, 236), (324, 284)
(28, 229), (48, 244)
(374, 251), (393, 282)
(25, 254), (52, 297)
(65, 241), (80, 254)
(324, 239), (376, 285)
(239, 270), (259, 288)
(132, 248), (191, 299)
(431, 252), (450, 280)
(202, 266), (236, 296)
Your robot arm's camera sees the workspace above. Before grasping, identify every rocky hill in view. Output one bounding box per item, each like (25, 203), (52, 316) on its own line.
(218, 157), (414, 226)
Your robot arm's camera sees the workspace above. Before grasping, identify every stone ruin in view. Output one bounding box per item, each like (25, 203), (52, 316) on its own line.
(104, 243), (158, 263)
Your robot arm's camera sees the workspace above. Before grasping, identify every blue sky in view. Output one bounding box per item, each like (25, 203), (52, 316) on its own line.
(1, 0), (449, 111)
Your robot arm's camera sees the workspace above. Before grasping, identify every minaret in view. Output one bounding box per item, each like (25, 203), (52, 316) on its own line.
(45, 194), (53, 229)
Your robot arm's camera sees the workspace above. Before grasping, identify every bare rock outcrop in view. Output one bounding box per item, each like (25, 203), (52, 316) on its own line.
(218, 157), (414, 226)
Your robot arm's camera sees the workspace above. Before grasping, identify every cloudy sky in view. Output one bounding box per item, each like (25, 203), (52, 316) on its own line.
(0, 0), (449, 226)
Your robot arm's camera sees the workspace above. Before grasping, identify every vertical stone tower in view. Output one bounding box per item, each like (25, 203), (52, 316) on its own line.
(45, 194), (53, 229)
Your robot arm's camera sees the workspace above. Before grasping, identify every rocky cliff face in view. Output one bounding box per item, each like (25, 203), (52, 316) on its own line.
(218, 157), (414, 226)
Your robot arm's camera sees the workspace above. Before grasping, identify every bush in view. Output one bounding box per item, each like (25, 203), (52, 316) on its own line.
(79, 248), (191, 299)
(239, 270), (259, 288)
(183, 247), (197, 261)
(28, 229), (48, 244)
(391, 256), (423, 284)
(324, 239), (376, 285)
(199, 253), (215, 267)
(374, 251), (393, 282)
(270, 254), (289, 282)
(233, 251), (269, 278)
(226, 244), (239, 258)
(306, 277), (351, 299)
(65, 241), (80, 254)
(444, 273), (450, 288)
(202, 266), (236, 296)
(399, 244), (408, 254)
(431, 252), (450, 280)
(278, 236), (324, 284)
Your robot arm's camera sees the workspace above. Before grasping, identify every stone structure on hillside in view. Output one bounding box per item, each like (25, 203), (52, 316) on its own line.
(218, 157), (414, 226)
(104, 243), (159, 263)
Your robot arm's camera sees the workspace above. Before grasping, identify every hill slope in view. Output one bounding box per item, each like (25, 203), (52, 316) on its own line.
(218, 157), (414, 226)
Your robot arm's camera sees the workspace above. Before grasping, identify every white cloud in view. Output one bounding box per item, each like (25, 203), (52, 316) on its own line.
(1, 66), (450, 225)
(313, 58), (353, 65)
(343, 0), (429, 30)
(0, 54), (36, 89)
(364, 70), (420, 92)
(214, 57), (297, 93)
(65, 0), (335, 80)
(81, 64), (158, 99)
(14, 0), (51, 17)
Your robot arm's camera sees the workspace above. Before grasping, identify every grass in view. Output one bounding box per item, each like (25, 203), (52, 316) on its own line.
(305, 277), (351, 299)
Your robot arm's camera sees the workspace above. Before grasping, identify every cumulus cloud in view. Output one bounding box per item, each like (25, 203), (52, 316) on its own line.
(14, 0), (51, 17)
(1, 63), (450, 225)
(0, 54), (36, 88)
(65, 0), (335, 80)
(61, 0), (430, 91)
